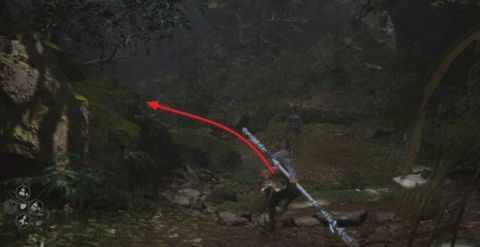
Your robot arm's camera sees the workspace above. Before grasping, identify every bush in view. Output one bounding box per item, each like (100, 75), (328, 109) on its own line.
(5, 152), (115, 210)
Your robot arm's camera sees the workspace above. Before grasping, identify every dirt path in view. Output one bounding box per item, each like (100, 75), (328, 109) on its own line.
(153, 181), (480, 247)
(2, 122), (480, 247)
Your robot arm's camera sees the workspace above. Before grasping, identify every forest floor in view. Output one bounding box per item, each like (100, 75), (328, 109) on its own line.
(1, 118), (480, 247)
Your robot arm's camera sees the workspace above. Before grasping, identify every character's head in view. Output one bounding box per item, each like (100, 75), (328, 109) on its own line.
(261, 176), (287, 192)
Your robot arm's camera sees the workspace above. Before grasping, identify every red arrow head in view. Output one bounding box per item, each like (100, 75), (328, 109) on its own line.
(146, 101), (159, 110)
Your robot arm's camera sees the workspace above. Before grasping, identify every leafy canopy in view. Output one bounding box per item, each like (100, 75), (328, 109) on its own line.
(29, 0), (207, 66)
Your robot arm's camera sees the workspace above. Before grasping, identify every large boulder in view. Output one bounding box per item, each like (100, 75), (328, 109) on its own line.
(170, 129), (242, 172)
(224, 107), (250, 132)
(69, 77), (140, 182)
(205, 186), (237, 204)
(368, 212), (394, 223)
(71, 77), (183, 184)
(247, 106), (277, 134)
(0, 34), (89, 182)
(51, 50), (86, 82)
(221, 104), (277, 135)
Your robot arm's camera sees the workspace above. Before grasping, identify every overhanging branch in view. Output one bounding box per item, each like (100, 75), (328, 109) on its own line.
(83, 43), (142, 67)
(262, 22), (292, 42)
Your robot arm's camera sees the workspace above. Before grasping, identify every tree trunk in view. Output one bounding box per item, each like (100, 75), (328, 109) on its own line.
(400, 24), (480, 179)
(0, 0), (15, 36)
(469, 38), (480, 116)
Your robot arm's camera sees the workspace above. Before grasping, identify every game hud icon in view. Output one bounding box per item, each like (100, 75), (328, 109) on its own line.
(29, 199), (43, 214)
(20, 203), (27, 210)
(3, 199), (18, 215)
(16, 214), (30, 229)
(16, 185), (30, 201)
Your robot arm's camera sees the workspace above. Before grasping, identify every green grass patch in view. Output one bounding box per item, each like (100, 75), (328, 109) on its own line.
(216, 194), (264, 213)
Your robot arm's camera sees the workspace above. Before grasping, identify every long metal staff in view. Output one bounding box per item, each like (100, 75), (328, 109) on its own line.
(242, 128), (357, 246)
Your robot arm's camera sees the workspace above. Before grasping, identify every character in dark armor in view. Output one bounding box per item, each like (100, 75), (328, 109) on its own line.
(257, 138), (301, 238)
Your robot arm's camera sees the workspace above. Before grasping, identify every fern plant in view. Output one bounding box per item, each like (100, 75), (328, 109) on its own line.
(124, 151), (163, 198)
(4, 152), (115, 210)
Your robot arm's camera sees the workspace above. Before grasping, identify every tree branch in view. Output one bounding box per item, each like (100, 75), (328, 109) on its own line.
(262, 22), (292, 42)
(83, 43), (142, 67)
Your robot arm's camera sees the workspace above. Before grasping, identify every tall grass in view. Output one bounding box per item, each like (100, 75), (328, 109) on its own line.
(124, 151), (163, 198)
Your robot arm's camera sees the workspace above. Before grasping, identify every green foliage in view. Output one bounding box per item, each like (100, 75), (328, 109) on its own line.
(234, 165), (258, 185)
(122, 189), (147, 220)
(337, 171), (364, 189)
(417, 114), (480, 171)
(429, 0), (477, 7)
(71, 77), (140, 147)
(28, 0), (207, 65)
(124, 151), (162, 193)
(216, 194), (264, 213)
(378, 187), (443, 208)
(227, 47), (317, 101)
(4, 152), (115, 209)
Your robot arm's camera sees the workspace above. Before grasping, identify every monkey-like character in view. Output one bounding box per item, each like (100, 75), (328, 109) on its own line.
(257, 146), (301, 238)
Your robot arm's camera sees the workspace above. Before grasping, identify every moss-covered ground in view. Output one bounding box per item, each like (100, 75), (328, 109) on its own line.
(2, 109), (479, 246)
(0, 205), (218, 247)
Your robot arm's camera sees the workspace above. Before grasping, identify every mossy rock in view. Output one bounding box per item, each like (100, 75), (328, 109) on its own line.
(197, 183), (214, 194)
(0, 35), (88, 164)
(247, 106), (277, 134)
(169, 128), (242, 172)
(70, 77), (140, 148)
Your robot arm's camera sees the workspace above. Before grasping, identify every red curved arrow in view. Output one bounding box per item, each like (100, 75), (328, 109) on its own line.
(146, 101), (275, 173)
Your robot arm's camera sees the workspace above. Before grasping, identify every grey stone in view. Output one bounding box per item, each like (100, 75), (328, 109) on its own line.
(247, 106), (277, 134)
(240, 211), (252, 222)
(160, 191), (173, 201)
(369, 212), (394, 223)
(218, 211), (248, 226)
(170, 196), (190, 207)
(205, 186), (237, 204)
(205, 204), (217, 214)
(293, 216), (320, 227)
(182, 208), (202, 217)
(377, 188), (389, 193)
(411, 165), (428, 174)
(183, 164), (201, 185)
(313, 210), (367, 227)
(225, 107), (250, 132)
(364, 189), (378, 194)
(181, 181), (200, 189)
(393, 174), (430, 188)
(178, 188), (202, 199)
(197, 184), (213, 194)
(191, 197), (205, 210)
